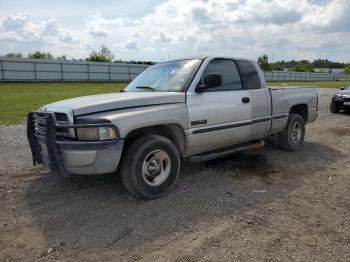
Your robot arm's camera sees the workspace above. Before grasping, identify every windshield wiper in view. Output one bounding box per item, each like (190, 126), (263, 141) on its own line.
(135, 86), (157, 91)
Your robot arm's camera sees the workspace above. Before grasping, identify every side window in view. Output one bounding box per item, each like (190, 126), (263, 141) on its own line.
(236, 60), (262, 90)
(202, 59), (242, 91)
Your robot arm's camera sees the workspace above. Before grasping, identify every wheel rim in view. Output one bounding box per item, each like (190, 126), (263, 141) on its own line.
(291, 121), (302, 143)
(141, 150), (171, 187)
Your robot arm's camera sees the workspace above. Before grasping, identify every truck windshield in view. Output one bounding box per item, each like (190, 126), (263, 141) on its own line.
(125, 59), (202, 92)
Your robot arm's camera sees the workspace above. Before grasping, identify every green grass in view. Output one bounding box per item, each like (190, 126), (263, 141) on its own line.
(267, 80), (350, 88)
(0, 82), (127, 125)
(1, 80), (349, 125)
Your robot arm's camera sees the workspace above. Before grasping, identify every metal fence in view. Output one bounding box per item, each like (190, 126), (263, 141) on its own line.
(263, 70), (350, 81)
(0, 57), (349, 82)
(0, 57), (149, 82)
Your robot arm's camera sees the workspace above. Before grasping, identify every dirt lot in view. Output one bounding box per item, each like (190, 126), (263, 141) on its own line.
(0, 88), (349, 261)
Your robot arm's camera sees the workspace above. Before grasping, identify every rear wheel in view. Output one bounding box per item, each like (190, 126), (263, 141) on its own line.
(330, 101), (340, 113)
(278, 113), (305, 151)
(120, 135), (180, 199)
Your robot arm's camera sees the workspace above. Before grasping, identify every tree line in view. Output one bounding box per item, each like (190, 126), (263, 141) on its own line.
(2, 46), (155, 65)
(2, 48), (350, 73)
(258, 54), (350, 74)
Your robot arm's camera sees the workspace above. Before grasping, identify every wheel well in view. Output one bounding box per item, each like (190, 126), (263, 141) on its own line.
(123, 124), (186, 156)
(290, 104), (308, 122)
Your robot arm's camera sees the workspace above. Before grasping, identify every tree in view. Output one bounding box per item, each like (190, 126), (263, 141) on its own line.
(114, 59), (124, 63)
(292, 60), (314, 72)
(344, 65), (350, 74)
(28, 51), (54, 59)
(258, 55), (271, 71)
(5, 52), (23, 58)
(312, 59), (345, 69)
(56, 55), (67, 60)
(86, 45), (114, 62)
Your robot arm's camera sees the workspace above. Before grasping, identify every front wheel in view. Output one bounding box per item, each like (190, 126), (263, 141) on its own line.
(278, 113), (305, 151)
(330, 101), (340, 113)
(120, 135), (180, 199)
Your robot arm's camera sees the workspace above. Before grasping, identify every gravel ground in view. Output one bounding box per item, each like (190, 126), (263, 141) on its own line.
(0, 88), (349, 261)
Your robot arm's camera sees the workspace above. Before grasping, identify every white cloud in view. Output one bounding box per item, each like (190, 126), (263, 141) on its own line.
(0, 12), (41, 41)
(88, 26), (108, 37)
(125, 39), (140, 50)
(0, 31), (22, 41)
(115, 33), (141, 50)
(41, 18), (59, 36)
(59, 31), (79, 44)
(1, 1), (350, 61)
(0, 12), (82, 56)
(150, 31), (172, 43)
(85, 12), (125, 37)
(1, 12), (29, 31)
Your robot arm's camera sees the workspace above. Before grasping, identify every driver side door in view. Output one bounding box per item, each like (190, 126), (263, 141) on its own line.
(186, 59), (253, 154)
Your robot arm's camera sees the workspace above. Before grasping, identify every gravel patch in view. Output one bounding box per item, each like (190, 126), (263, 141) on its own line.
(0, 88), (349, 261)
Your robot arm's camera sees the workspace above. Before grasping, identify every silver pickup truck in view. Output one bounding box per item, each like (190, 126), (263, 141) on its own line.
(27, 56), (318, 199)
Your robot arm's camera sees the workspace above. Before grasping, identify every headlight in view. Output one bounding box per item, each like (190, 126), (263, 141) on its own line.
(333, 94), (343, 99)
(76, 127), (117, 141)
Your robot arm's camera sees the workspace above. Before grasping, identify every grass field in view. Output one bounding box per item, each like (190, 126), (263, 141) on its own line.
(0, 80), (349, 125)
(267, 80), (350, 88)
(0, 82), (127, 125)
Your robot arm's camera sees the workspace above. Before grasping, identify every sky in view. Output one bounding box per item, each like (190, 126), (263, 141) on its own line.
(0, 0), (349, 62)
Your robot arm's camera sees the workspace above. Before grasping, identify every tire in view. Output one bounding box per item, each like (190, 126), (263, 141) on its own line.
(120, 135), (180, 199)
(278, 113), (305, 151)
(330, 101), (340, 113)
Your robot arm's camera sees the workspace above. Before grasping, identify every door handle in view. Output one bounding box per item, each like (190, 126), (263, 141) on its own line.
(242, 97), (250, 103)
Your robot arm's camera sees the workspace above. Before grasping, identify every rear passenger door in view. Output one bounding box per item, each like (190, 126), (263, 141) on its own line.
(186, 58), (253, 154)
(235, 60), (271, 139)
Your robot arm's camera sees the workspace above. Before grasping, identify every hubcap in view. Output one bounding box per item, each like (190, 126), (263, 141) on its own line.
(291, 121), (302, 143)
(142, 150), (171, 187)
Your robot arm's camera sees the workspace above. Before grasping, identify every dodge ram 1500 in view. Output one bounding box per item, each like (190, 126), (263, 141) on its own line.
(27, 56), (318, 199)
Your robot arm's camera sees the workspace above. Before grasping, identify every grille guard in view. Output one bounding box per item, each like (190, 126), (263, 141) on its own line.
(27, 111), (119, 176)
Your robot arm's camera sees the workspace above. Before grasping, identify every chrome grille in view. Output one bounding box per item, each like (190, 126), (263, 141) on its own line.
(33, 111), (72, 139)
(33, 112), (49, 139)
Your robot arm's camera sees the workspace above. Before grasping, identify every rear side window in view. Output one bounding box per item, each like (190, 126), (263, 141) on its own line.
(236, 60), (261, 90)
(202, 59), (242, 91)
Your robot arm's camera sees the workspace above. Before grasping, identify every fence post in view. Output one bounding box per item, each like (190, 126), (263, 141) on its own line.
(0, 59), (4, 81)
(128, 65), (131, 82)
(60, 62), (64, 81)
(87, 63), (90, 81)
(33, 61), (37, 82)
(108, 64), (111, 81)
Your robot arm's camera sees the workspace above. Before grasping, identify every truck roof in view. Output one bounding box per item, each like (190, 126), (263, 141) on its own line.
(165, 56), (255, 64)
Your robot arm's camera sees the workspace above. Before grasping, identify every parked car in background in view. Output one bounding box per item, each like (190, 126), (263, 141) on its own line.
(330, 85), (350, 113)
(27, 56), (318, 199)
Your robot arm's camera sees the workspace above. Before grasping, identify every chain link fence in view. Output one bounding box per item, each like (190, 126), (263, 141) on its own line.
(1, 57), (349, 82)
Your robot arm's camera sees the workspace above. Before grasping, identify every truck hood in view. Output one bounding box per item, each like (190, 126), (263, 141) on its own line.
(336, 89), (350, 96)
(43, 92), (186, 116)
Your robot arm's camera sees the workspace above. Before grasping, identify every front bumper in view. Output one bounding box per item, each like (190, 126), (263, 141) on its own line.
(332, 97), (350, 108)
(27, 112), (123, 175)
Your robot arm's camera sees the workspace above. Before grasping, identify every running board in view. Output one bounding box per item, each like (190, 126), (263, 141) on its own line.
(186, 140), (265, 162)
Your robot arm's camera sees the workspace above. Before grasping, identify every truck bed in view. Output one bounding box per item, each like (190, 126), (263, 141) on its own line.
(268, 86), (318, 135)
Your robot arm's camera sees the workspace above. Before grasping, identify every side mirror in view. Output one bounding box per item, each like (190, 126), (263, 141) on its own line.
(196, 73), (223, 92)
(340, 87), (345, 90)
